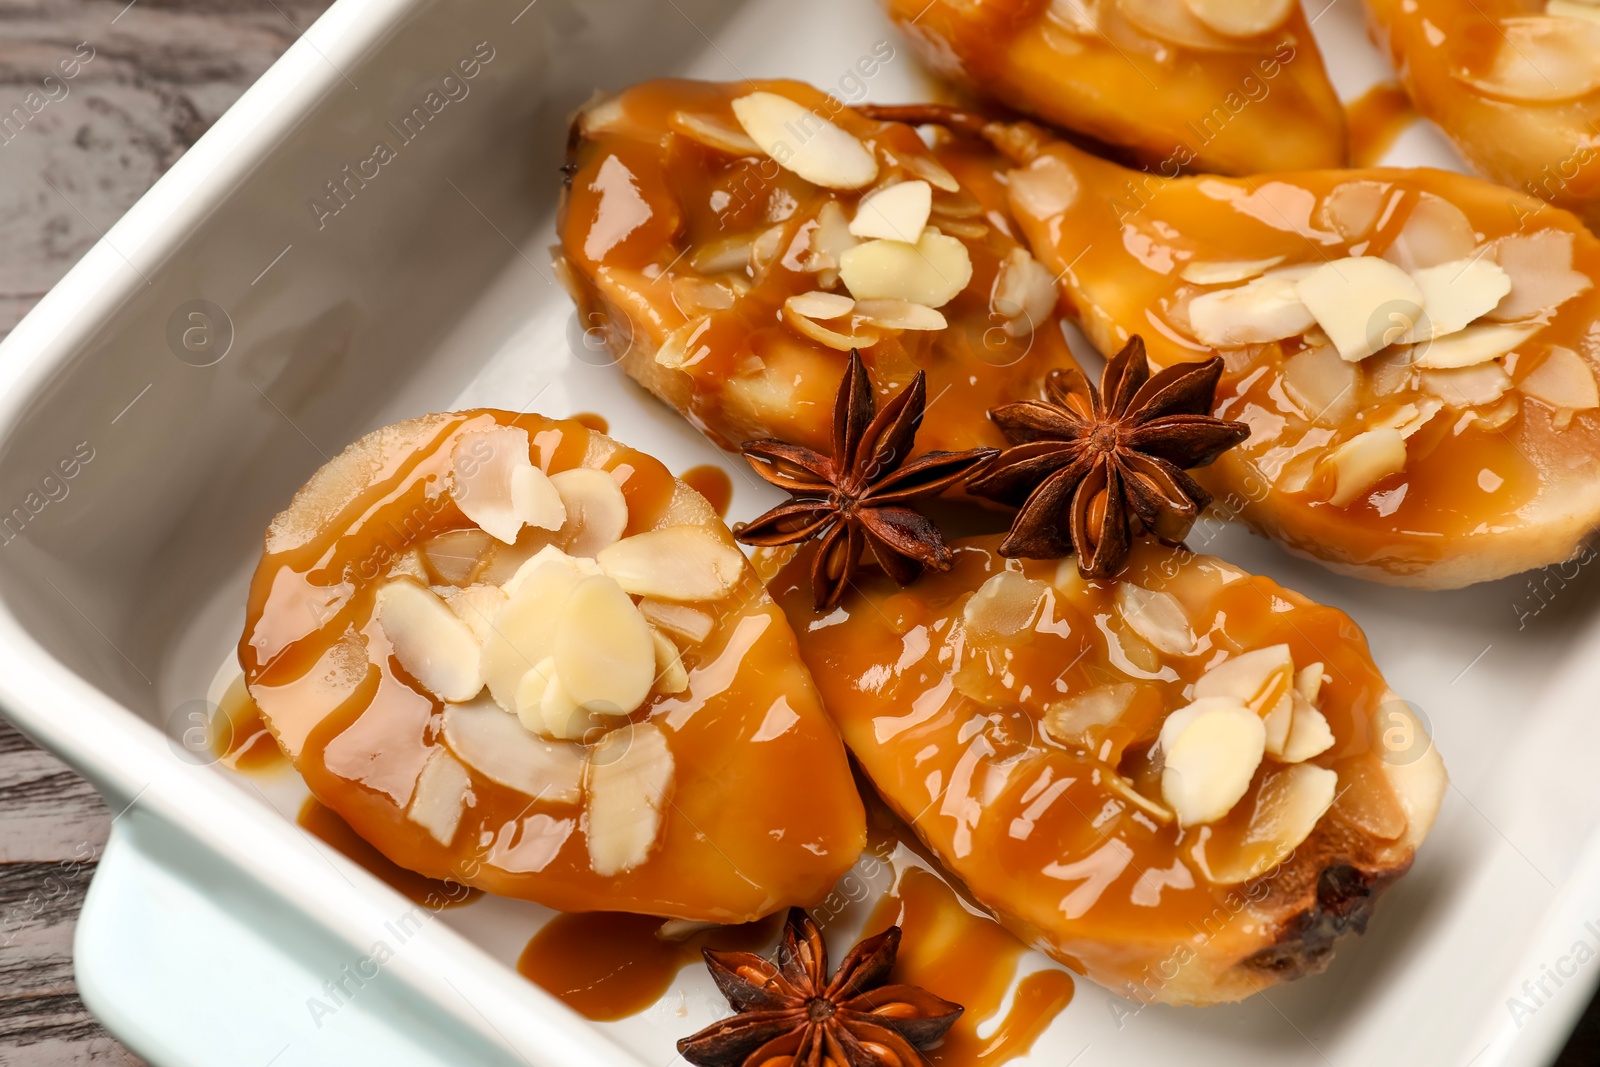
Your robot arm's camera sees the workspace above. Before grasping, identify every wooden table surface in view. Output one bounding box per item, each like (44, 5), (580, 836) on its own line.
(0, 2), (1595, 1065)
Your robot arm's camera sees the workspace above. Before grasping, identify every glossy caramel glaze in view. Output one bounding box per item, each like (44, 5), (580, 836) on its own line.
(680, 464), (733, 519)
(241, 410), (864, 921)
(996, 128), (1600, 586)
(298, 798), (482, 910)
(1368, 0), (1600, 229)
(1346, 82), (1418, 168)
(883, 0), (1345, 174)
(558, 79), (1080, 460)
(774, 536), (1445, 1003)
(215, 674), (289, 773)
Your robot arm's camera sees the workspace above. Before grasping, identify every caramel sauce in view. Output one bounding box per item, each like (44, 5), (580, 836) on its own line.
(214, 674), (288, 773)
(883, 0), (1346, 175)
(297, 798), (481, 910)
(559, 79), (1080, 461)
(1345, 82), (1416, 167)
(774, 536), (1417, 1000)
(679, 464), (732, 519)
(866, 868), (1073, 1065)
(569, 412), (609, 433)
(1007, 135), (1600, 579)
(240, 409), (864, 921)
(517, 911), (782, 1021)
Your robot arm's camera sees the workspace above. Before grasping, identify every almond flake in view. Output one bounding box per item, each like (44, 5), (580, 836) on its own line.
(1280, 694), (1336, 763)
(554, 574), (655, 719)
(805, 201), (858, 274)
(1116, 584), (1195, 656)
(1042, 683), (1138, 749)
(1549, 0), (1600, 21)
(1323, 427), (1407, 507)
(1188, 272), (1315, 348)
(450, 426), (566, 544)
(596, 526), (745, 601)
(691, 234), (757, 275)
(482, 551), (594, 713)
(730, 92), (878, 189)
(786, 291), (855, 320)
(586, 722), (674, 876)
(549, 468), (629, 559)
(993, 248), (1059, 336)
(441, 583), (508, 645)
(651, 630), (689, 695)
(1421, 362), (1513, 408)
(785, 304), (882, 351)
(1486, 230), (1592, 321)
(1518, 346), (1600, 428)
(1296, 257), (1425, 362)
(903, 153), (962, 193)
(668, 110), (760, 156)
(441, 696), (584, 803)
(1159, 698), (1267, 827)
(1180, 255), (1285, 286)
(1189, 763), (1337, 884)
(515, 657), (586, 739)
(1120, 0), (1256, 51)
(637, 599), (715, 644)
(1406, 258), (1511, 341)
(1295, 662), (1326, 703)
(1182, 0), (1294, 37)
(1385, 194), (1477, 272)
(1283, 344), (1358, 425)
(963, 571), (1050, 638)
(1194, 644), (1294, 710)
(408, 747), (470, 846)
(838, 230), (974, 308)
(1413, 322), (1538, 369)
(852, 299), (947, 331)
(421, 528), (494, 586)
(850, 180), (933, 242)
(376, 580), (484, 703)
(1456, 16), (1600, 103)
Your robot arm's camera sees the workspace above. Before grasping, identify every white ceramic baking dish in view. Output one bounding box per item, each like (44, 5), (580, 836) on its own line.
(1, 0), (1598, 1063)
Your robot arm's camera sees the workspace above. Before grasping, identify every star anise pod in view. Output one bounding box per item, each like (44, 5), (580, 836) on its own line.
(735, 350), (998, 611)
(677, 907), (963, 1067)
(966, 336), (1250, 578)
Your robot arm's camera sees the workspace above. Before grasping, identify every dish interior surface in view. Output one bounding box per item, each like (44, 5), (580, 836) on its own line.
(0, 0), (1597, 1064)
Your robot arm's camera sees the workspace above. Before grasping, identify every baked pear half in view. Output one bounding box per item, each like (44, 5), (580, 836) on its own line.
(1367, 0), (1600, 230)
(240, 410), (865, 921)
(772, 535), (1447, 1005)
(864, 106), (1600, 587)
(881, 0), (1345, 174)
(557, 79), (1078, 460)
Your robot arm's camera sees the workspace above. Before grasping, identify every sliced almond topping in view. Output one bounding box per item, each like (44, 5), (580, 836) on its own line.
(838, 230), (974, 308)
(993, 248), (1059, 336)
(691, 233), (757, 275)
(1371, 397), (1444, 439)
(387, 549), (429, 583)
(422, 528), (495, 586)
(549, 468), (629, 559)
(1384, 194), (1477, 272)
(1319, 181), (1388, 242)
(637, 599), (715, 644)
(805, 201), (858, 276)
(586, 722), (674, 876)
(904, 154), (961, 193)
(1323, 427), (1407, 507)
(1119, 0), (1258, 51)
(1331, 754), (1409, 841)
(1283, 344), (1358, 426)
(1297, 257), (1425, 362)
(554, 575), (655, 718)
(1518, 345), (1600, 428)
(441, 583), (508, 645)
(651, 630), (689, 695)
(963, 571), (1050, 638)
(1189, 764), (1337, 884)
(1406, 258), (1511, 341)
(1042, 682), (1138, 749)
(668, 110), (760, 156)
(1188, 272), (1315, 348)
(1421, 362), (1514, 408)
(482, 551), (593, 713)
(730, 91), (878, 190)
(786, 291), (855, 320)
(673, 276), (737, 316)
(785, 303), (881, 351)
(1281, 694), (1336, 763)
(1455, 16), (1600, 103)
(441, 696), (584, 803)
(408, 747), (471, 846)
(1194, 644), (1293, 710)
(1159, 698), (1267, 827)
(1261, 692), (1293, 758)
(850, 180), (933, 242)
(1180, 255), (1285, 286)
(596, 526), (745, 601)
(1116, 584), (1196, 656)
(1182, 0), (1294, 37)
(1295, 662), (1326, 703)
(1486, 229), (1593, 321)
(852, 299), (947, 331)
(376, 580), (484, 703)
(514, 657), (559, 734)
(1413, 322), (1538, 369)
(1549, 0), (1600, 22)
(504, 544), (602, 597)
(450, 426), (565, 544)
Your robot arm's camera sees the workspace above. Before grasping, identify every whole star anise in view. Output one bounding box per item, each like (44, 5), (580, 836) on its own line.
(677, 907), (963, 1067)
(736, 350), (998, 611)
(966, 336), (1250, 578)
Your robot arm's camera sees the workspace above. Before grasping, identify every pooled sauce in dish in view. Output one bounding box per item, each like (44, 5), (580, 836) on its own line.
(213, 675), (288, 773)
(518, 911), (782, 1020)
(1345, 82), (1417, 167)
(680, 464), (733, 519)
(865, 868), (1075, 1065)
(297, 798), (482, 909)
